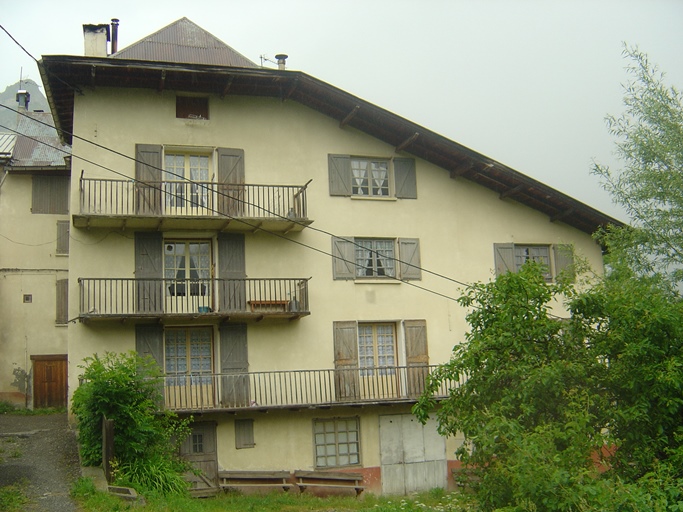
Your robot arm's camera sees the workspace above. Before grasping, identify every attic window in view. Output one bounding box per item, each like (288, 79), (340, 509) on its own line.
(176, 96), (209, 120)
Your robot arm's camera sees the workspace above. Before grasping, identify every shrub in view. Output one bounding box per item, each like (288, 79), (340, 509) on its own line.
(71, 351), (191, 496)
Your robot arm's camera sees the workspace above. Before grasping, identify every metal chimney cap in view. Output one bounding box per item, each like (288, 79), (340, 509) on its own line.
(275, 54), (288, 60)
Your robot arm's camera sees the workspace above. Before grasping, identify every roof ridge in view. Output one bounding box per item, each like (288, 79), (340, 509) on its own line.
(111, 17), (257, 68)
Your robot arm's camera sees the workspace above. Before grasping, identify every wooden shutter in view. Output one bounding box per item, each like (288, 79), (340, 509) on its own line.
(328, 154), (351, 196)
(56, 221), (70, 255)
(553, 244), (575, 281)
(235, 419), (255, 449)
(218, 233), (246, 312)
(331, 236), (356, 280)
(217, 148), (245, 216)
(55, 278), (68, 324)
(220, 323), (249, 407)
(135, 232), (163, 313)
(394, 158), (417, 199)
(333, 321), (360, 400)
(405, 320), (429, 397)
(398, 238), (421, 280)
(493, 243), (515, 276)
(135, 324), (163, 367)
(32, 176), (69, 214)
(135, 144), (162, 215)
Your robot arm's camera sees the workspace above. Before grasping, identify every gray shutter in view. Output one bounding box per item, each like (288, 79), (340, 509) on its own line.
(331, 236), (356, 280)
(56, 278), (68, 324)
(32, 176), (69, 214)
(394, 158), (417, 199)
(56, 221), (70, 255)
(218, 233), (246, 312)
(135, 232), (163, 313)
(398, 238), (421, 280)
(235, 419), (255, 449)
(333, 321), (360, 400)
(220, 323), (249, 407)
(217, 148), (245, 216)
(135, 144), (162, 214)
(405, 320), (429, 397)
(328, 154), (351, 196)
(494, 243), (515, 276)
(135, 324), (164, 367)
(553, 244), (575, 281)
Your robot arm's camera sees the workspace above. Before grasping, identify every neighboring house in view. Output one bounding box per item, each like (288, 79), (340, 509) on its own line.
(37, 18), (621, 494)
(0, 91), (71, 409)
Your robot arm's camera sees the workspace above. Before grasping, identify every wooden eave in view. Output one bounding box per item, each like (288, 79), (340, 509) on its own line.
(39, 55), (623, 236)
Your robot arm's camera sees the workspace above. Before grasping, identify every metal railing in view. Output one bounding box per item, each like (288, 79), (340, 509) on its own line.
(79, 177), (309, 220)
(78, 277), (309, 317)
(158, 365), (461, 411)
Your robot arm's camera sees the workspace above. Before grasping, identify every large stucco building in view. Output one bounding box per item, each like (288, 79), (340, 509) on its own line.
(1, 17), (622, 494)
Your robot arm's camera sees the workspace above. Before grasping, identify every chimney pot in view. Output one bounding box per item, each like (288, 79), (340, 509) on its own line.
(275, 54), (288, 70)
(111, 18), (119, 54)
(16, 90), (30, 110)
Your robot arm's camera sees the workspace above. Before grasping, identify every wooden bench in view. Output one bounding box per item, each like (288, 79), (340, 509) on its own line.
(218, 471), (293, 492)
(294, 470), (364, 496)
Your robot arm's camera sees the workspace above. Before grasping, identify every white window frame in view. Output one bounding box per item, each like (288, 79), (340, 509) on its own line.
(358, 323), (397, 376)
(164, 326), (214, 385)
(351, 157), (391, 197)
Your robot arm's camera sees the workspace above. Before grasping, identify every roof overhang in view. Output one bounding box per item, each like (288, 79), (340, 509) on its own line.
(38, 54), (624, 236)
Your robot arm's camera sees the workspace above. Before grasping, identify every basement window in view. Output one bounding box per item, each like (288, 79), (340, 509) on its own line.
(176, 96), (209, 120)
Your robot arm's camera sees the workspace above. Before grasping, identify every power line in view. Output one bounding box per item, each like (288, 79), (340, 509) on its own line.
(0, 119), (464, 303)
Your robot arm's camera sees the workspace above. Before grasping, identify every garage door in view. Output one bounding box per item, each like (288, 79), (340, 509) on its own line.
(379, 413), (447, 494)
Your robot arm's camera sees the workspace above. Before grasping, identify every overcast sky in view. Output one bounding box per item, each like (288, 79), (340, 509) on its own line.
(2, 0), (682, 221)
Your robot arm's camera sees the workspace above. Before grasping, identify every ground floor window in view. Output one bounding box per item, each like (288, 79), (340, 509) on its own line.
(164, 327), (213, 384)
(314, 417), (360, 468)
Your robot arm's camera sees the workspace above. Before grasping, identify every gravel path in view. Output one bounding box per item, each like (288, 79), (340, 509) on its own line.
(0, 413), (81, 511)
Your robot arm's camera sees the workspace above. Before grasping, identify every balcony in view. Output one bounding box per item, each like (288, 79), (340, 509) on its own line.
(156, 365), (461, 412)
(78, 277), (310, 322)
(73, 176), (312, 232)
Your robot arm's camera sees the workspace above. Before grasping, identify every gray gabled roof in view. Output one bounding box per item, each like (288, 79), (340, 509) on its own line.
(111, 17), (257, 68)
(6, 110), (70, 171)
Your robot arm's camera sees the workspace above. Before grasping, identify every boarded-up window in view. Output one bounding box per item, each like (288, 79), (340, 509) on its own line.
(32, 176), (69, 214)
(56, 278), (68, 324)
(176, 96), (209, 119)
(235, 419), (255, 449)
(56, 221), (69, 255)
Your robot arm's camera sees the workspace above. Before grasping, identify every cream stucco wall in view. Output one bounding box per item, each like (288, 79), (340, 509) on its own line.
(0, 172), (69, 406)
(66, 86), (605, 477)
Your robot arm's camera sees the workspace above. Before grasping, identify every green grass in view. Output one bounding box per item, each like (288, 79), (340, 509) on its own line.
(71, 478), (476, 512)
(0, 400), (66, 415)
(0, 482), (30, 512)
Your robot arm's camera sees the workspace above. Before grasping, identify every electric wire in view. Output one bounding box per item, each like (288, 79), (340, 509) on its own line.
(0, 119), (463, 303)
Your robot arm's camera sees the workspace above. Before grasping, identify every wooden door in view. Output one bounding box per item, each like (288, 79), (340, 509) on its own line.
(216, 148), (245, 217)
(181, 422), (218, 490)
(220, 324), (249, 407)
(31, 355), (67, 408)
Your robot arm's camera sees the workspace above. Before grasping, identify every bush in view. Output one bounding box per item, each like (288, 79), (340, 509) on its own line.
(0, 401), (16, 414)
(71, 351), (191, 496)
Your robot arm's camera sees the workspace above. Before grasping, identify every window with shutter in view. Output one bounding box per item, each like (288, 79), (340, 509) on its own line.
(235, 419), (255, 449)
(493, 243), (574, 281)
(56, 221), (69, 255)
(32, 176), (69, 214)
(332, 237), (421, 281)
(328, 154), (416, 199)
(55, 278), (68, 324)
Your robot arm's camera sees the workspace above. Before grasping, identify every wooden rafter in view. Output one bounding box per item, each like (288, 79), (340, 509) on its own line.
(158, 69), (166, 92)
(340, 105), (360, 128)
(396, 132), (419, 153)
(500, 183), (526, 200)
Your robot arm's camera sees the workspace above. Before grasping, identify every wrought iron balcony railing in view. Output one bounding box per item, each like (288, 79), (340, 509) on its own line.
(156, 365), (461, 412)
(78, 277), (309, 321)
(75, 176), (312, 231)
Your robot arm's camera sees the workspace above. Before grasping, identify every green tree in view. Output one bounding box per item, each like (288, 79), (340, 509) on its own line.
(414, 264), (611, 510)
(593, 45), (683, 287)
